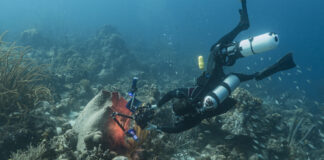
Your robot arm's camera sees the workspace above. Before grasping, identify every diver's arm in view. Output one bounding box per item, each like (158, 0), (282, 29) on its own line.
(157, 88), (188, 107)
(210, 0), (249, 51)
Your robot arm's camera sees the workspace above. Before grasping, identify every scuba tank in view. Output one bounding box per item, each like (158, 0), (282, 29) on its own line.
(201, 74), (240, 111)
(239, 32), (279, 57)
(223, 32), (279, 65)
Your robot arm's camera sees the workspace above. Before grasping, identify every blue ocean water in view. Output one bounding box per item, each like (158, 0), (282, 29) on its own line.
(0, 0), (323, 101)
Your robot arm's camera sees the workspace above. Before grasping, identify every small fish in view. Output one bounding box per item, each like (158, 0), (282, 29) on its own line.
(268, 77), (272, 80)
(246, 66), (251, 70)
(251, 115), (258, 120)
(264, 119), (270, 124)
(318, 129), (324, 138)
(275, 126), (282, 131)
(297, 69), (303, 73)
(293, 81), (298, 84)
(294, 105), (298, 109)
(257, 154), (264, 159)
(252, 145), (259, 150)
(268, 57), (272, 61)
(318, 121), (323, 125)
(246, 84), (250, 88)
(204, 130), (211, 134)
(278, 77), (282, 81)
(307, 143), (316, 149)
(314, 101), (319, 105)
(296, 86), (300, 90)
(307, 67), (312, 71)
(259, 143), (266, 148)
(298, 99), (303, 103)
(275, 100), (279, 105)
(260, 57), (264, 61)
(225, 134), (235, 140)
(274, 155), (279, 159)
(253, 139), (260, 145)
(306, 80), (311, 84)
(307, 113), (313, 117)
(287, 72), (292, 76)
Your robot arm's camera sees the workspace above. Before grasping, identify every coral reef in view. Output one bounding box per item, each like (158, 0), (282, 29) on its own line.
(0, 32), (52, 114)
(20, 28), (51, 48)
(4, 25), (324, 160)
(0, 32), (54, 160)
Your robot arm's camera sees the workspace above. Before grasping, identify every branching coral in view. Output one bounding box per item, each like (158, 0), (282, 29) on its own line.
(0, 32), (52, 115)
(287, 112), (315, 147)
(10, 142), (47, 160)
(125, 124), (150, 159)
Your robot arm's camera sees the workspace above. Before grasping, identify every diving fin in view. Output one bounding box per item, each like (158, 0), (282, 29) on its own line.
(255, 53), (296, 80)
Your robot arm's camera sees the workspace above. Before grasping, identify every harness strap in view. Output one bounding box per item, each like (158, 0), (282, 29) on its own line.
(249, 37), (256, 55)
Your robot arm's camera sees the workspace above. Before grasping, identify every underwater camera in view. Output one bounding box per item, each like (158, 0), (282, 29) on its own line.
(112, 77), (155, 141)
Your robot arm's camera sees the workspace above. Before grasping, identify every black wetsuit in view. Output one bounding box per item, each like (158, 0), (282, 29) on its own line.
(155, 0), (295, 133)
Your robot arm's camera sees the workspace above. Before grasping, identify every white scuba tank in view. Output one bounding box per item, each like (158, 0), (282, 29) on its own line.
(239, 32), (279, 57)
(202, 74), (240, 110)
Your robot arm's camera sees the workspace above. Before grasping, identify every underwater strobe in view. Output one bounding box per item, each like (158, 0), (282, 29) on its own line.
(201, 74), (240, 111)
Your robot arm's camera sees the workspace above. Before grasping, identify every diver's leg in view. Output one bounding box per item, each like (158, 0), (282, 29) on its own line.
(255, 53), (296, 80)
(232, 72), (257, 83)
(231, 53), (296, 82)
(210, 0), (249, 51)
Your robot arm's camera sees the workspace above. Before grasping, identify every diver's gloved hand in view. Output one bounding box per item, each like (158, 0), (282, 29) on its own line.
(146, 123), (162, 132)
(135, 105), (155, 129)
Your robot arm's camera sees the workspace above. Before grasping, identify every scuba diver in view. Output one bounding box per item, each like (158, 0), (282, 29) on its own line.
(134, 0), (296, 133)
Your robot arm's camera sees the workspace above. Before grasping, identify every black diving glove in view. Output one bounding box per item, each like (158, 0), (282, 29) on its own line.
(135, 105), (155, 129)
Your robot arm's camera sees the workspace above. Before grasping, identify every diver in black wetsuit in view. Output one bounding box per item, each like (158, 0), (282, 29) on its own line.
(140, 0), (296, 133)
